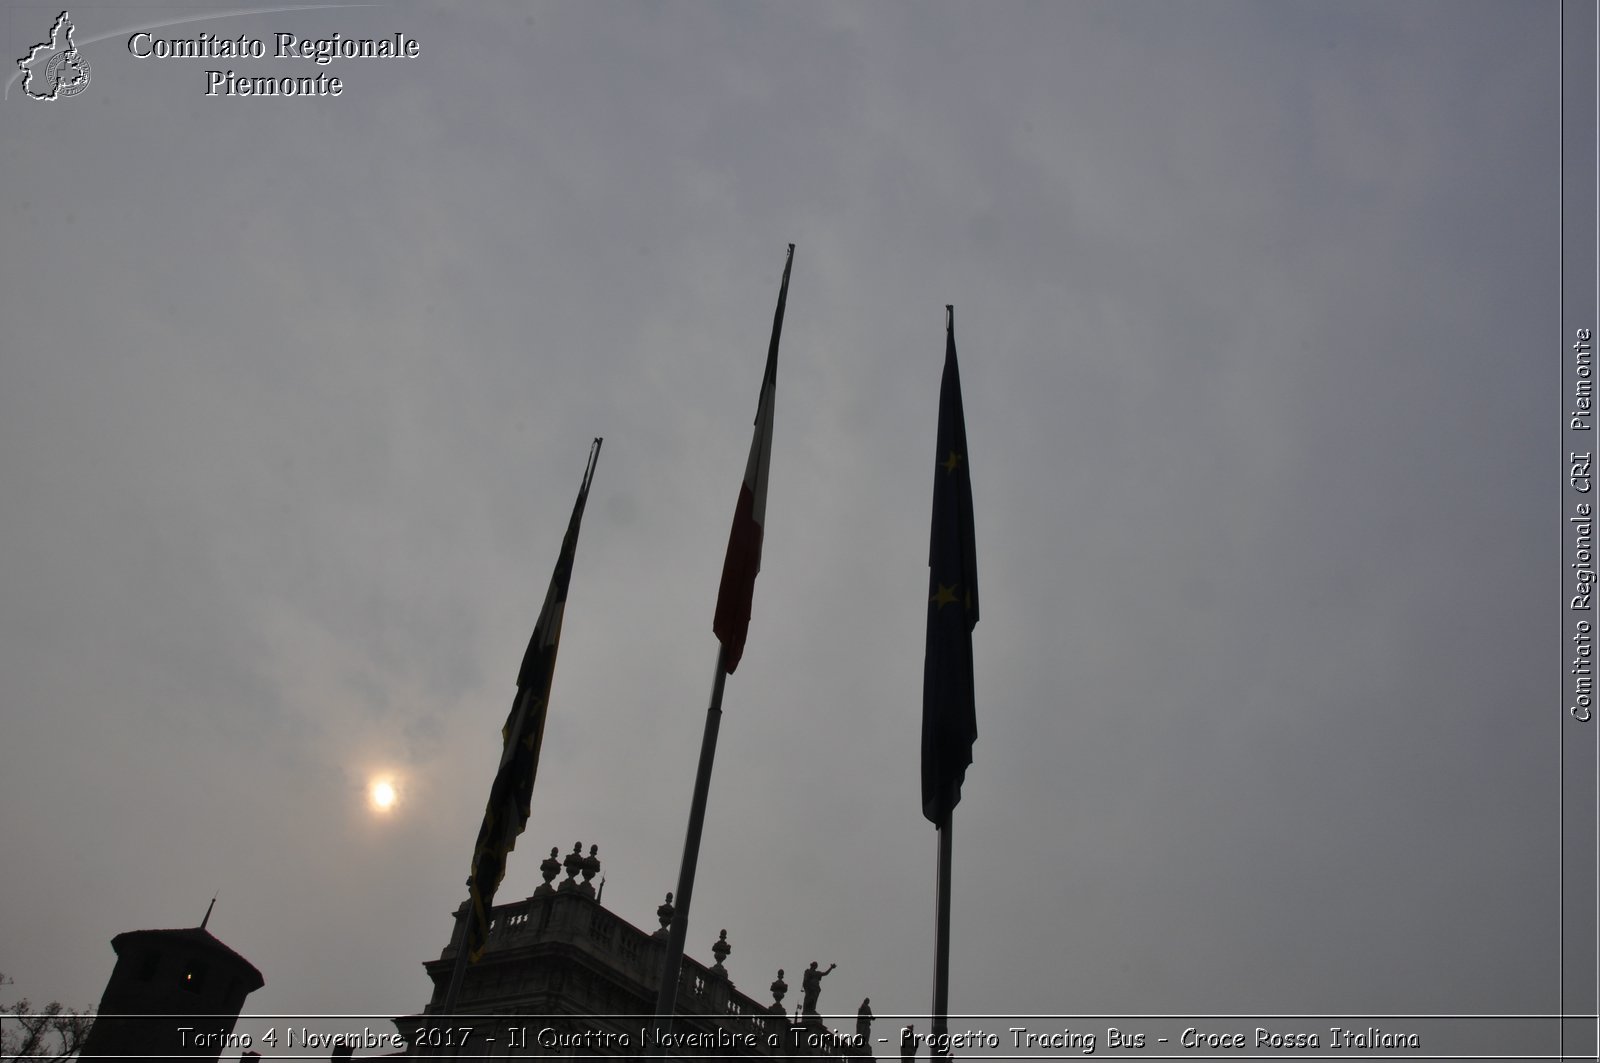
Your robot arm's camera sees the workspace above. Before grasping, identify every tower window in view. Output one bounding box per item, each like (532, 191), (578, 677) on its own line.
(180, 959), (208, 993)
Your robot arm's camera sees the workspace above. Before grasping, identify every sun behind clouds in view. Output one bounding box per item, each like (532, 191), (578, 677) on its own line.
(368, 776), (399, 813)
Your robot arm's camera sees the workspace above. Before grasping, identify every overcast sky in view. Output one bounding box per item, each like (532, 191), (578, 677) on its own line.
(0, 0), (1582, 1051)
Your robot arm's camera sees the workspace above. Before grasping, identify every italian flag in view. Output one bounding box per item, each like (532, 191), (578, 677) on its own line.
(712, 245), (794, 673)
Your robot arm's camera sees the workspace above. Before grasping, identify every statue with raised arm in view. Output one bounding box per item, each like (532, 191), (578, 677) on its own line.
(800, 961), (835, 1014)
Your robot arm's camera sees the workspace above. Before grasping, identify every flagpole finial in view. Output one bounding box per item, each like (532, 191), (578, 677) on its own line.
(787, 243), (795, 254)
(946, 305), (954, 331)
(200, 893), (218, 930)
(582, 438), (604, 490)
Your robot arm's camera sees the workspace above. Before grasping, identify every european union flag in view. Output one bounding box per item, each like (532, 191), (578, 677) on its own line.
(922, 307), (978, 825)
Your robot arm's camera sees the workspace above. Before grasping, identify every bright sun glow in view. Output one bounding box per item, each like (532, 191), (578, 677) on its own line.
(369, 777), (398, 812)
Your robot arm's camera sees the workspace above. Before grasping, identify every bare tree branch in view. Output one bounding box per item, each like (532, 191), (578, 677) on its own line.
(1, 974), (94, 1063)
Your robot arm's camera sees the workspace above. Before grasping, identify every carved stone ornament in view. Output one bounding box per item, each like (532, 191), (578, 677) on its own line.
(559, 842), (584, 891)
(534, 847), (561, 895)
(710, 928), (731, 974)
(579, 844), (600, 896)
(654, 893), (675, 937)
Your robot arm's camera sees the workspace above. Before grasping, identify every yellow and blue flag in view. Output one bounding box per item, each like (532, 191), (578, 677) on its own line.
(466, 439), (601, 960)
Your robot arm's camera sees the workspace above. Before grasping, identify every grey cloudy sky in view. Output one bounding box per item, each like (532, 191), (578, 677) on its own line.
(0, 0), (1579, 1048)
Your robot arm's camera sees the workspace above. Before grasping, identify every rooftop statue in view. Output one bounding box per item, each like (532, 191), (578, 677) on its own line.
(856, 998), (874, 1044)
(800, 961), (835, 1014)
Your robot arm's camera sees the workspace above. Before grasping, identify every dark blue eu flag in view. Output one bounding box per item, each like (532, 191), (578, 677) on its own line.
(922, 306), (978, 825)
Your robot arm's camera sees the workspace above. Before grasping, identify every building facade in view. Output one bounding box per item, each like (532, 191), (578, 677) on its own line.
(394, 843), (868, 1061)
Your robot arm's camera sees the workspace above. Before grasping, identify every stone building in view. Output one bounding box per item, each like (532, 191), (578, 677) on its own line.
(394, 842), (868, 1061)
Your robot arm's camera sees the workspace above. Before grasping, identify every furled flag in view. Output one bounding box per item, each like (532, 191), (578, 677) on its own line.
(922, 307), (979, 824)
(465, 439), (602, 961)
(712, 244), (794, 673)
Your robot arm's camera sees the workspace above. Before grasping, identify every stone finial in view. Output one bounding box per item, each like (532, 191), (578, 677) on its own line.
(579, 844), (601, 897)
(654, 893), (674, 937)
(534, 847), (561, 896)
(559, 842), (584, 891)
(770, 969), (788, 1009)
(710, 929), (731, 975)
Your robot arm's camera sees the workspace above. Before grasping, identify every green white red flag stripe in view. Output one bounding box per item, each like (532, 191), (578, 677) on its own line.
(712, 244), (794, 673)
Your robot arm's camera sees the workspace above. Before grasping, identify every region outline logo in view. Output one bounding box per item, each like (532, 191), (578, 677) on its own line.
(17, 11), (90, 100)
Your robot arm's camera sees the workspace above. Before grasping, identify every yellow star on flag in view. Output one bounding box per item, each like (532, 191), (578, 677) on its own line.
(941, 451), (964, 474)
(931, 583), (959, 609)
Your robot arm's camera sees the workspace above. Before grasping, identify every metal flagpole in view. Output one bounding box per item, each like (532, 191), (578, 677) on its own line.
(650, 245), (792, 1056)
(930, 307), (956, 1062)
(925, 302), (974, 1062)
(932, 811), (953, 1060)
(439, 879), (476, 1015)
(651, 645), (730, 1053)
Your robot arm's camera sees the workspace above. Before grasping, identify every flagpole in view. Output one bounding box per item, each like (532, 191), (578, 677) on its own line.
(924, 302), (974, 1063)
(651, 245), (793, 1055)
(932, 305), (956, 1059)
(932, 811), (953, 1059)
(650, 646), (730, 1052)
(438, 879), (475, 1016)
